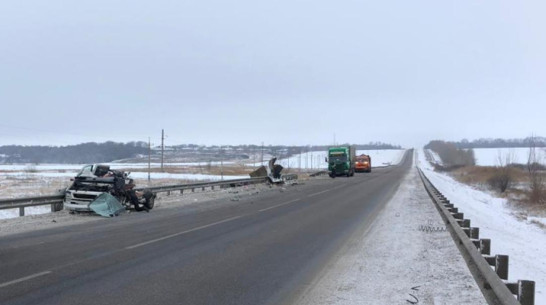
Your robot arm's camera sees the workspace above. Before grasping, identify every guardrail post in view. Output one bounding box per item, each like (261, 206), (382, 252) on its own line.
(496, 255), (509, 280)
(470, 227), (479, 239)
(452, 212), (464, 219)
(51, 202), (63, 212)
(480, 239), (491, 255)
(19, 207), (25, 216)
(518, 280), (535, 305)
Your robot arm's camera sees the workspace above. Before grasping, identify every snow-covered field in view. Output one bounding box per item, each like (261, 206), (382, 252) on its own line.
(472, 147), (546, 166)
(251, 149), (406, 170)
(0, 161), (235, 172)
(418, 149), (546, 304)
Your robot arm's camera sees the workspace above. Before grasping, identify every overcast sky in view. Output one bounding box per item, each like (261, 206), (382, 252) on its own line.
(1, 0), (545, 148)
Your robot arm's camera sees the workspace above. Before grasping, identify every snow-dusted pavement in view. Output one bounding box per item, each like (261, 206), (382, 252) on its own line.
(295, 162), (486, 305)
(418, 149), (546, 304)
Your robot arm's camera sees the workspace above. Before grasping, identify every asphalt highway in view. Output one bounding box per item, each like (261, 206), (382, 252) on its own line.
(0, 151), (412, 305)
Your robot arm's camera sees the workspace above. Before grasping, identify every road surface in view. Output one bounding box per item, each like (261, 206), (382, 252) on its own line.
(0, 151), (411, 305)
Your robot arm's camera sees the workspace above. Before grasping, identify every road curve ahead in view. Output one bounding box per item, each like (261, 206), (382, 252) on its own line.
(0, 150), (412, 305)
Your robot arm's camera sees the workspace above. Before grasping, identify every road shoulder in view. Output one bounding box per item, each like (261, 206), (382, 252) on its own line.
(293, 166), (487, 305)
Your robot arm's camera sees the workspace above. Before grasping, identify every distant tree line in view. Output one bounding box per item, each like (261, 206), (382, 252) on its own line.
(0, 141), (402, 164)
(452, 137), (546, 149)
(425, 140), (475, 168)
(170, 142), (402, 152)
(0, 141), (148, 164)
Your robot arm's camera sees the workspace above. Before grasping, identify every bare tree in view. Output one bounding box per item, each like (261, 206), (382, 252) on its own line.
(488, 150), (514, 193)
(527, 135), (545, 203)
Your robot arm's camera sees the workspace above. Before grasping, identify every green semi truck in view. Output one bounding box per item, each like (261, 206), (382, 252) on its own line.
(327, 145), (356, 178)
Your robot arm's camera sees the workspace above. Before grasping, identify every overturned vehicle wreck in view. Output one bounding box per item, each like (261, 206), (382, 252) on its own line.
(64, 164), (155, 216)
(249, 157), (296, 183)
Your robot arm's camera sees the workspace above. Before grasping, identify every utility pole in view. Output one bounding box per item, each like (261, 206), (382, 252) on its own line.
(306, 148), (309, 170)
(161, 129), (165, 172)
(148, 137), (151, 183)
(299, 148), (302, 173)
(220, 146), (224, 181)
(261, 142), (264, 164)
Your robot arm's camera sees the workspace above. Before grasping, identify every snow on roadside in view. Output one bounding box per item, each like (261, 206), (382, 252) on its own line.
(0, 174), (249, 220)
(426, 149), (444, 166)
(296, 159), (486, 305)
(0, 183), (275, 237)
(417, 149), (546, 304)
(0, 206), (51, 220)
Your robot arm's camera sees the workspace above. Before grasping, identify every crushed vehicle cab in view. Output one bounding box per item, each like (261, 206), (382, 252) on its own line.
(64, 164), (155, 213)
(355, 154), (372, 172)
(249, 157), (286, 183)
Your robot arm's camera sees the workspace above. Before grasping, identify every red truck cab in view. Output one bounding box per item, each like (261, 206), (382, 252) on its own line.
(355, 154), (372, 172)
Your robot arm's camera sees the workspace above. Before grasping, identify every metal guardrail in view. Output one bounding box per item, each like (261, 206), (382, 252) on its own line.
(135, 177), (269, 195)
(0, 194), (65, 216)
(0, 175), (300, 216)
(417, 167), (535, 305)
(309, 171), (328, 177)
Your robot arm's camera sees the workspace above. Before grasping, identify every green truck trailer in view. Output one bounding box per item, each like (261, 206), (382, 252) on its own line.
(327, 145), (356, 178)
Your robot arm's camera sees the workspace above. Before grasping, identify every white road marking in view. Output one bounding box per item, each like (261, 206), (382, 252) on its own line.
(0, 271), (52, 289)
(258, 199), (301, 212)
(125, 216), (243, 250)
(307, 189), (331, 197)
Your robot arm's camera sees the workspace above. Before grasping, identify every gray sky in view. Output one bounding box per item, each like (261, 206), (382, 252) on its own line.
(1, 0), (545, 148)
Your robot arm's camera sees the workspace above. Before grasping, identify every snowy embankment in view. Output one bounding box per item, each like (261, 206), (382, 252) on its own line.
(1, 171), (248, 180)
(418, 149), (546, 304)
(472, 147), (546, 166)
(251, 149), (406, 170)
(297, 155), (486, 304)
(427, 150), (443, 166)
(0, 161), (239, 180)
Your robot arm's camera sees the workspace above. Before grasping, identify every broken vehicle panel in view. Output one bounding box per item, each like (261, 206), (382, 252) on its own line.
(89, 193), (125, 217)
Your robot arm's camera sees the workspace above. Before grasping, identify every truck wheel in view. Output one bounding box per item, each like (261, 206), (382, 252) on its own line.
(144, 192), (156, 210)
(147, 196), (155, 209)
(53, 202), (64, 212)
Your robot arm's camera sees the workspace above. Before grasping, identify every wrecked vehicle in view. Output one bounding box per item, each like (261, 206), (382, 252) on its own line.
(64, 164), (155, 215)
(249, 157), (286, 183)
